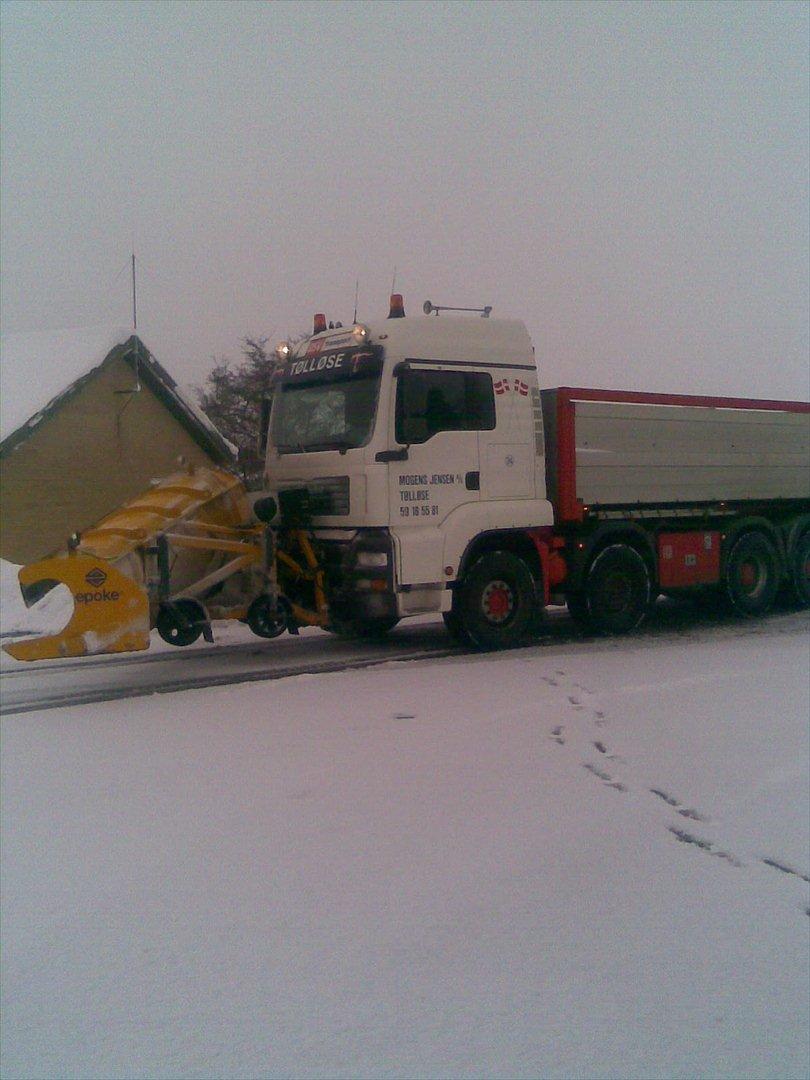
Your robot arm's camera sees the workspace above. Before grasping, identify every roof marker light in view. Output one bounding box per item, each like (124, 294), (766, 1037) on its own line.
(388, 294), (405, 319)
(314, 313), (327, 334)
(275, 341), (291, 361)
(352, 323), (370, 342)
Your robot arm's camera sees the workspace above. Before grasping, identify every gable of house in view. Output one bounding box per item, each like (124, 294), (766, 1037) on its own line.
(0, 333), (235, 564)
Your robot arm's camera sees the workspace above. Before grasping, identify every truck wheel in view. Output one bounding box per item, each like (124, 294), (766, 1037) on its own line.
(584, 544), (651, 634)
(724, 531), (780, 616)
(156, 599), (206, 646)
(246, 595), (289, 638)
(457, 551), (537, 650)
(790, 531), (810, 607)
(443, 609), (472, 645)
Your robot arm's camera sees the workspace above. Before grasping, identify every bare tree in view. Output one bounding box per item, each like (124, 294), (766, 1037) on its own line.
(196, 337), (279, 486)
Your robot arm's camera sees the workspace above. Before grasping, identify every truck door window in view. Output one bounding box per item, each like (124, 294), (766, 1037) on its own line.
(396, 370), (495, 444)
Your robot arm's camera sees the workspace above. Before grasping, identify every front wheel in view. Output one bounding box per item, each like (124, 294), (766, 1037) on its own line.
(443, 608), (472, 645)
(456, 551), (537, 650)
(583, 544), (652, 634)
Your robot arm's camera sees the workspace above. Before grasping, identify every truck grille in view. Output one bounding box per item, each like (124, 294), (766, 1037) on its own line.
(304, 476), (350, 516)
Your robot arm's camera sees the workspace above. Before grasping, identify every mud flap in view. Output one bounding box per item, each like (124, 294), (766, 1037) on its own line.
(3, 553), (150, 661)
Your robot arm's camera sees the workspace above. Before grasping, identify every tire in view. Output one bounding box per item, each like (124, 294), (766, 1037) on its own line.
(246, 595), (288, 639)
(583, 544), (651, 634)
(456, 551), (537, 650)
(789, 531), (810, 607)
(443, 608), (471, 645)
(156, 599), (206, 646)
(724, 531), (780, 616)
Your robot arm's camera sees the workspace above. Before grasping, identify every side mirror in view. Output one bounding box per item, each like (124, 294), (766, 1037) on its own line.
(253, 495), (278, 523)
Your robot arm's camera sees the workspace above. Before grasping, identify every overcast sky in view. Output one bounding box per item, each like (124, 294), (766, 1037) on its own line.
(1, 0), (808, 398)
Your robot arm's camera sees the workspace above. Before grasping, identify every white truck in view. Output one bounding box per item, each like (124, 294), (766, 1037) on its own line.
(7, 293), (808, 662)
(259, 295), (810, 647)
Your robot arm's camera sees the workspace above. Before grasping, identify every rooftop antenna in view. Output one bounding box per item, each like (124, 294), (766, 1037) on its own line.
(353, 278), (359, 324)
(131, 250), (137, 332)
(391, 266), (397, 295)
(128, 247), (141, 391)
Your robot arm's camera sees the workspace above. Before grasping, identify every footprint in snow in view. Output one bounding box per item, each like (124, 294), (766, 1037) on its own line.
(650, 788), (709, 822)
(582, 762), (627, 792)
(549, 725), (565, 745)
(667, 826), (743, 868)
(761, 857), (810, 884)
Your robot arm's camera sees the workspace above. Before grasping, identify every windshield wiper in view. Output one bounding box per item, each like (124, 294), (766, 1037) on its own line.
(311, 437), (360, 453)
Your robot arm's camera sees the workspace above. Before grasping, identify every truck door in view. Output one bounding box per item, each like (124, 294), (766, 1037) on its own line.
(388, 365), (495, 583)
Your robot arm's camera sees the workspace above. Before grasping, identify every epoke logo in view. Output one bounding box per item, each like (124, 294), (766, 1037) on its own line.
(75, 565), (120, 604)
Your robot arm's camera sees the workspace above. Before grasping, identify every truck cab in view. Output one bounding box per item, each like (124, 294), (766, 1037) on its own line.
(264, 299), (554, 634)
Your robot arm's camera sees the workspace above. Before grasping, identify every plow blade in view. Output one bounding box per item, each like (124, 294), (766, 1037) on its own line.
(4, 553), (150, 661)
(3, 465), (257, 662)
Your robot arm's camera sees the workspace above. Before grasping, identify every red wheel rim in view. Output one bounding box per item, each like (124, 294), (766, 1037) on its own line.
(481, 580), (514, 624)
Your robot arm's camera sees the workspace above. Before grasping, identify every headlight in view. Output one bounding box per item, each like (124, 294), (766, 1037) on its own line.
(355, 551), (389, 569)
(352, 323), (370, 343)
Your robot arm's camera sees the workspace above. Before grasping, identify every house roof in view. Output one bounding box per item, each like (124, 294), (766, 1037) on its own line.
(0, 328), (234, 463)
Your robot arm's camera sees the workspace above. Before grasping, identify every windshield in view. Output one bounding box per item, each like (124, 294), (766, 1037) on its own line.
(271, 348), (382, 452)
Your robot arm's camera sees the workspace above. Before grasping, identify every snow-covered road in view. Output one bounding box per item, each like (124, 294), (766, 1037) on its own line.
(0, 619), (458, 715)
(2, 610), (808, 1079)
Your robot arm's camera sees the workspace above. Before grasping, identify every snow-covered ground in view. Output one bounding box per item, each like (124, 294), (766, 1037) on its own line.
(2, 609), (808, 1079)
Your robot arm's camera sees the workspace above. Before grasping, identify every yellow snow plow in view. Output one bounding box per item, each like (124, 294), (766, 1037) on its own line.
(2, 463), (331, 661)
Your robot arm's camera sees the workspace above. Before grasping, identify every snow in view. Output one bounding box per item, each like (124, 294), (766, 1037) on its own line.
(0, 325), (130, 442)
(2, 612), (808, 1078)
(0, 558), (74, 638)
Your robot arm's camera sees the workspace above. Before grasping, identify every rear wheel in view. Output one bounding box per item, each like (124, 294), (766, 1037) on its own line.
(457, 551), (537, 649)
(583, 544), (651, 634)
(789, 531), (810, 607)
(724, 531), (780, 616)
(156, 599), (206, 646)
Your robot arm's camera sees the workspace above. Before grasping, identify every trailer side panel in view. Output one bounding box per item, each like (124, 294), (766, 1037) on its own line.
(542, 388), (810, 516)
